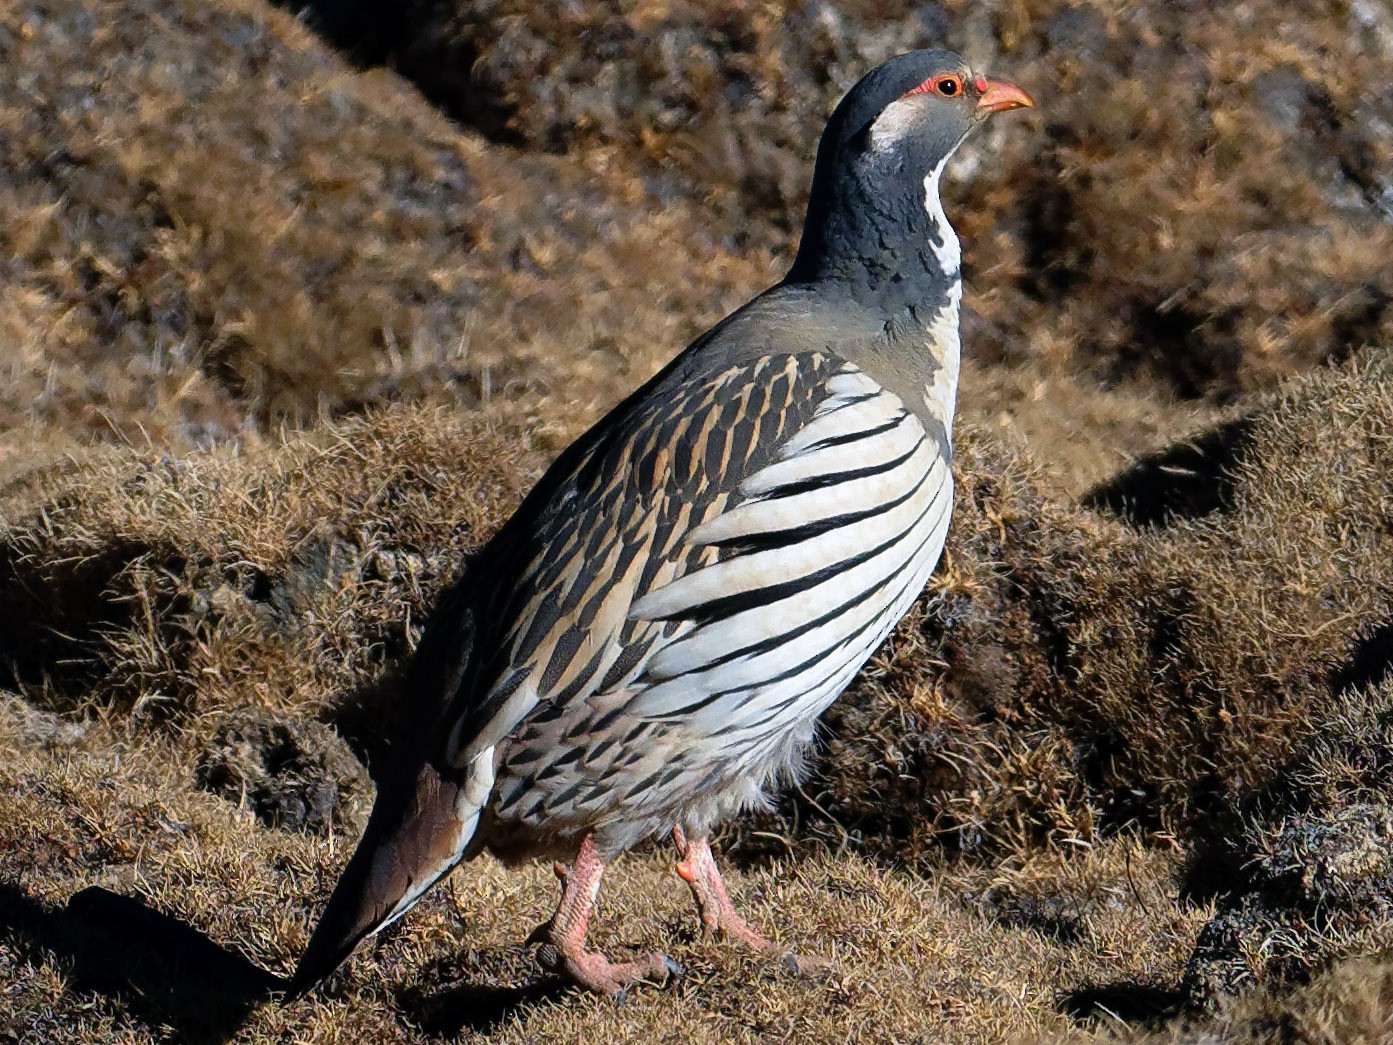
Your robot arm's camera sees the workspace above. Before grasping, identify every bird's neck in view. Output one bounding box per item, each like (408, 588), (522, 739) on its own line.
(782, 150), (964, 433)
(786, 152), (962, 320)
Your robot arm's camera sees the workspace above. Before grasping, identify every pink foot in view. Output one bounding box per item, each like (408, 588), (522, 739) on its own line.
(530, 837), (681, 1000)
(671, 826), (831, 976)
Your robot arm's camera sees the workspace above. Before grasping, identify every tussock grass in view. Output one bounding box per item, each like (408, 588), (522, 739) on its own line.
(4, 352), (1392, 1041)
(290, 0), (1393, 402)
(3, 0), (1393, 1040)
(0, 0), (780, 452)
(0, 407), (534, 725)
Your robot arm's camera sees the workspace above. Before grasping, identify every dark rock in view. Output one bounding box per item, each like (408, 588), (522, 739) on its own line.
(193, 706), (369, 835)
(1183, 802), (1393, 1009)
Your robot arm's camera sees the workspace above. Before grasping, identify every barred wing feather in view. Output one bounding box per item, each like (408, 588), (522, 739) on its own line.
(444, 352), (952, 837)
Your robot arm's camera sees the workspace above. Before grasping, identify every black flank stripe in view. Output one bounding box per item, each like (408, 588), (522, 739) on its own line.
(693, 765), (724, 794)
(550, 745), (584, 768)
(552, 780), (586, 807)
(585, 736), (618, 764)
(668, 474), (941, 629)
(589, 705), (625, 734)
(682, 552), (881, 626)
(766, 371), (792, 428)
(661, 475), (943, 682)
(634, 425), (664, 492)
(647, 606), (884, 720)
(819, 390), (881, 416)
(507, 582), (559, 654)
(523, 694), (565, 725)
(504, 744), (545, 767)
(573, 534), (644, 625)
(553, 642), (609, 707)
(468, 664), (531, 728)
(757, 434), (926, 502)
(713, 472), (925, 555)
(645, 635), (839, 721)
(703, 422), (729, 481)
(672, 418), (697, 486)
(732, 410), (760, 469)
(698, 617), (879, 730)
(578, 507), (620, 570)
(719, 386), (749, 430)
(598, 635), (655, 692)
(628, 770), (665, 797)
(799, 410), (907, 454)
(645, 478), (951, 719)
(656, 766), (685, 790)
(721, 667), (854, 736)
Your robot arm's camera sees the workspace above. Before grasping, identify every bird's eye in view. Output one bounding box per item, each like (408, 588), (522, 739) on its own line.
(935, 76), (961, 97)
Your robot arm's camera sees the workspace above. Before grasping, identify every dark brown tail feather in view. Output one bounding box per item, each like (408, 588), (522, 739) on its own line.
(284, 763), (471, 999)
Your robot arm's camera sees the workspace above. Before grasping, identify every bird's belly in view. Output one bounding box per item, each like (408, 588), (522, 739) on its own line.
(485, 428), (954, 858)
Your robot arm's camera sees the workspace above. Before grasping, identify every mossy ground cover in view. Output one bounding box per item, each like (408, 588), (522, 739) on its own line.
(2, 0), (1392, 1041)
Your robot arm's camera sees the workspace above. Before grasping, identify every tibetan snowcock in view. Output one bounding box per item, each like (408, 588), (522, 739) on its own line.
(289, 48), (1033, 1000)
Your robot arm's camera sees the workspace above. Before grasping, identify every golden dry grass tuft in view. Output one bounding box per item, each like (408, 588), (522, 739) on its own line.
(3, 0), (1393, 1041)
(0, 407), (536, 727)
(290, 0), (1393, 402)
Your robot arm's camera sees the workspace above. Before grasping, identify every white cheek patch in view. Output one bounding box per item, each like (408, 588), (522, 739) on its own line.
(868, 96), (923, 152)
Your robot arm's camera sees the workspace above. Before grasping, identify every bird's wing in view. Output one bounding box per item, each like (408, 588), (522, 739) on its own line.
(439, 326), (950, 777)
(439, 346), (843, 762)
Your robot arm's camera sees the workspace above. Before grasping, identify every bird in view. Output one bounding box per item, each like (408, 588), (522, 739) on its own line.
(287, 48), (1032, 1001)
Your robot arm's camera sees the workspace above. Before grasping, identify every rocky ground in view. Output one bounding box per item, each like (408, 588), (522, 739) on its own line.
(1, 0), (1392, 1042)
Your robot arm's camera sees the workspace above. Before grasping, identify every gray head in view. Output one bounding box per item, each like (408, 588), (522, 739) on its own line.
(787, 50), (1033, 307)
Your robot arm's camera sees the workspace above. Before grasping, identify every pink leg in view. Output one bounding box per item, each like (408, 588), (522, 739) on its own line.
(530, 834), (680, 999)
(671, 826), (830, 975)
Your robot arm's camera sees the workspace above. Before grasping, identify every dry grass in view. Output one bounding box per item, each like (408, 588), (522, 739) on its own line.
(292, 0), (1393, 402)
(3, 357), (1391, 1042)
(0, 0), (781, 453)
(3, 0), (1393, 1041)
(1, 713), (1209, 1044)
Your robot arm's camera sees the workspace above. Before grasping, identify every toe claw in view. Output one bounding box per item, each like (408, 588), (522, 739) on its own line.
(525, 921), (553, 948)
(613, 986), (628, 1006)
(662, 956), (684, 979)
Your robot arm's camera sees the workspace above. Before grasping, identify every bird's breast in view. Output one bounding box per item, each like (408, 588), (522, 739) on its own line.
(476, 361), (957, 857)
(921, 284), (962, 435)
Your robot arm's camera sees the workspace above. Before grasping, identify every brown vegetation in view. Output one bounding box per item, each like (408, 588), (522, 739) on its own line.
(2, 0), (1392, 1041)
(295, 0), (1393, 402)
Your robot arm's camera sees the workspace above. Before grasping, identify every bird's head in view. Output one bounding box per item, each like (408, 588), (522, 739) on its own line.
(789, 49), (1032, 296)
(827, 49), (1034, 169)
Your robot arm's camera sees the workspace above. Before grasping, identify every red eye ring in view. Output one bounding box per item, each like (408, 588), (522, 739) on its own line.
(904, 72), (968, 99)
(934, 75), (962, 97)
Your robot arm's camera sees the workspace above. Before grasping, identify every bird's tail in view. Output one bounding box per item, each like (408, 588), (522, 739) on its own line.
(285, 762), (478, 998)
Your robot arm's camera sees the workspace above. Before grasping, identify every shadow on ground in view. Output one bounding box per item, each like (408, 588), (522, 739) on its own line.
(1081, 416), (1253, 528)
(0, 883), (280, 1043)
(399, 977), (572, 1037)
(1059, 979), (1189, 1030)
